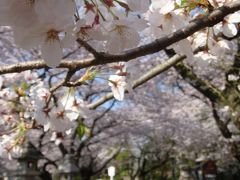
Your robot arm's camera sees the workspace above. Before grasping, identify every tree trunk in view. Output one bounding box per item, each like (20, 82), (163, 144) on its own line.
(80, 170), (92, 180)
(81, 174), (91, 180)
(138, 173), (146, 180)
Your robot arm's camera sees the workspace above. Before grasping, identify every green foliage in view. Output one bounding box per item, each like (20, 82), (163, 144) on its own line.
(177, 0), (209, 12)
(77, 123), (87, 139)
(116, 150), (130, 161)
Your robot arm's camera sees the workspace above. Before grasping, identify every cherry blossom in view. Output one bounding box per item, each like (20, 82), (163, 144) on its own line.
(60, 90), (87, 121)
(103, 18), (145, 54)
(221, 11), (240, 37)
(108, 75), (126, 101)
(0, 0), (76, 67)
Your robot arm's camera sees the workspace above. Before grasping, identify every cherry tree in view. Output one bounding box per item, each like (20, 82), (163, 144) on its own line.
(0, 0), (240, 179)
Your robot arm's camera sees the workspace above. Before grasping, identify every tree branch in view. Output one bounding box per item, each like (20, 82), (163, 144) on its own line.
(87, 47), (204, 109)
(174, 61), (224, 102)
(87, 54), (185, 109)
(211, 102), (232, 138)
(76, 38), (100, 58)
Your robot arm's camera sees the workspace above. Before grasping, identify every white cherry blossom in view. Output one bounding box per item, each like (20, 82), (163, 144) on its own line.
(0, 0), (38, 27)
(214, 11), (240, 38)
(2, 0), (76, 67)
(194, 51), (217, 67)
(109, 75), (127, 101)
(48, 106), (73, 132)
(104, 18), (144, 54)
(60, 92), (86, 121)
(127, 0), (150, 13)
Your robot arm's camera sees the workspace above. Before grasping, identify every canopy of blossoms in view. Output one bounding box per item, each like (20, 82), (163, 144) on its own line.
(0, 0), (239, 161)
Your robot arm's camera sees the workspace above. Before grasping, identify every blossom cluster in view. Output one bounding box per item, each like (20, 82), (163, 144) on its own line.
(0, 71), (86, 158)
(0, 0), (238, 67)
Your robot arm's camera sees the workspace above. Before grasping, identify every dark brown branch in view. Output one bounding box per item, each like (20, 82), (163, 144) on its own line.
(76, 38), (100, 58)
(89, 100), (116, 135)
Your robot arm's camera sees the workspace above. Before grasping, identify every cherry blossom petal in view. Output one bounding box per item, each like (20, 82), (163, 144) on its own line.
(150, 0), (166, 11)
(41, 41), (63, 67)
(127, 0), (150, 13)
(61, 33), (76, 49)
(223, 23), (238, 37)
(227, 11), (240, 23)
(34, 0), (75, 24)
(111, 86), (125, 101)
(109, 75), (126, 101)
(13, 27), (44, 50)
(160, 1), (175, 14)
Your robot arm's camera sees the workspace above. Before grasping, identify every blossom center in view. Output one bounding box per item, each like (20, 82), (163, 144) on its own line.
(164, 13), (172, 20)
(114, 25), (127, 36)
(23, 0), (35, 7)
(57, 111), (65, 119)
(46, 29), (60, 42)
